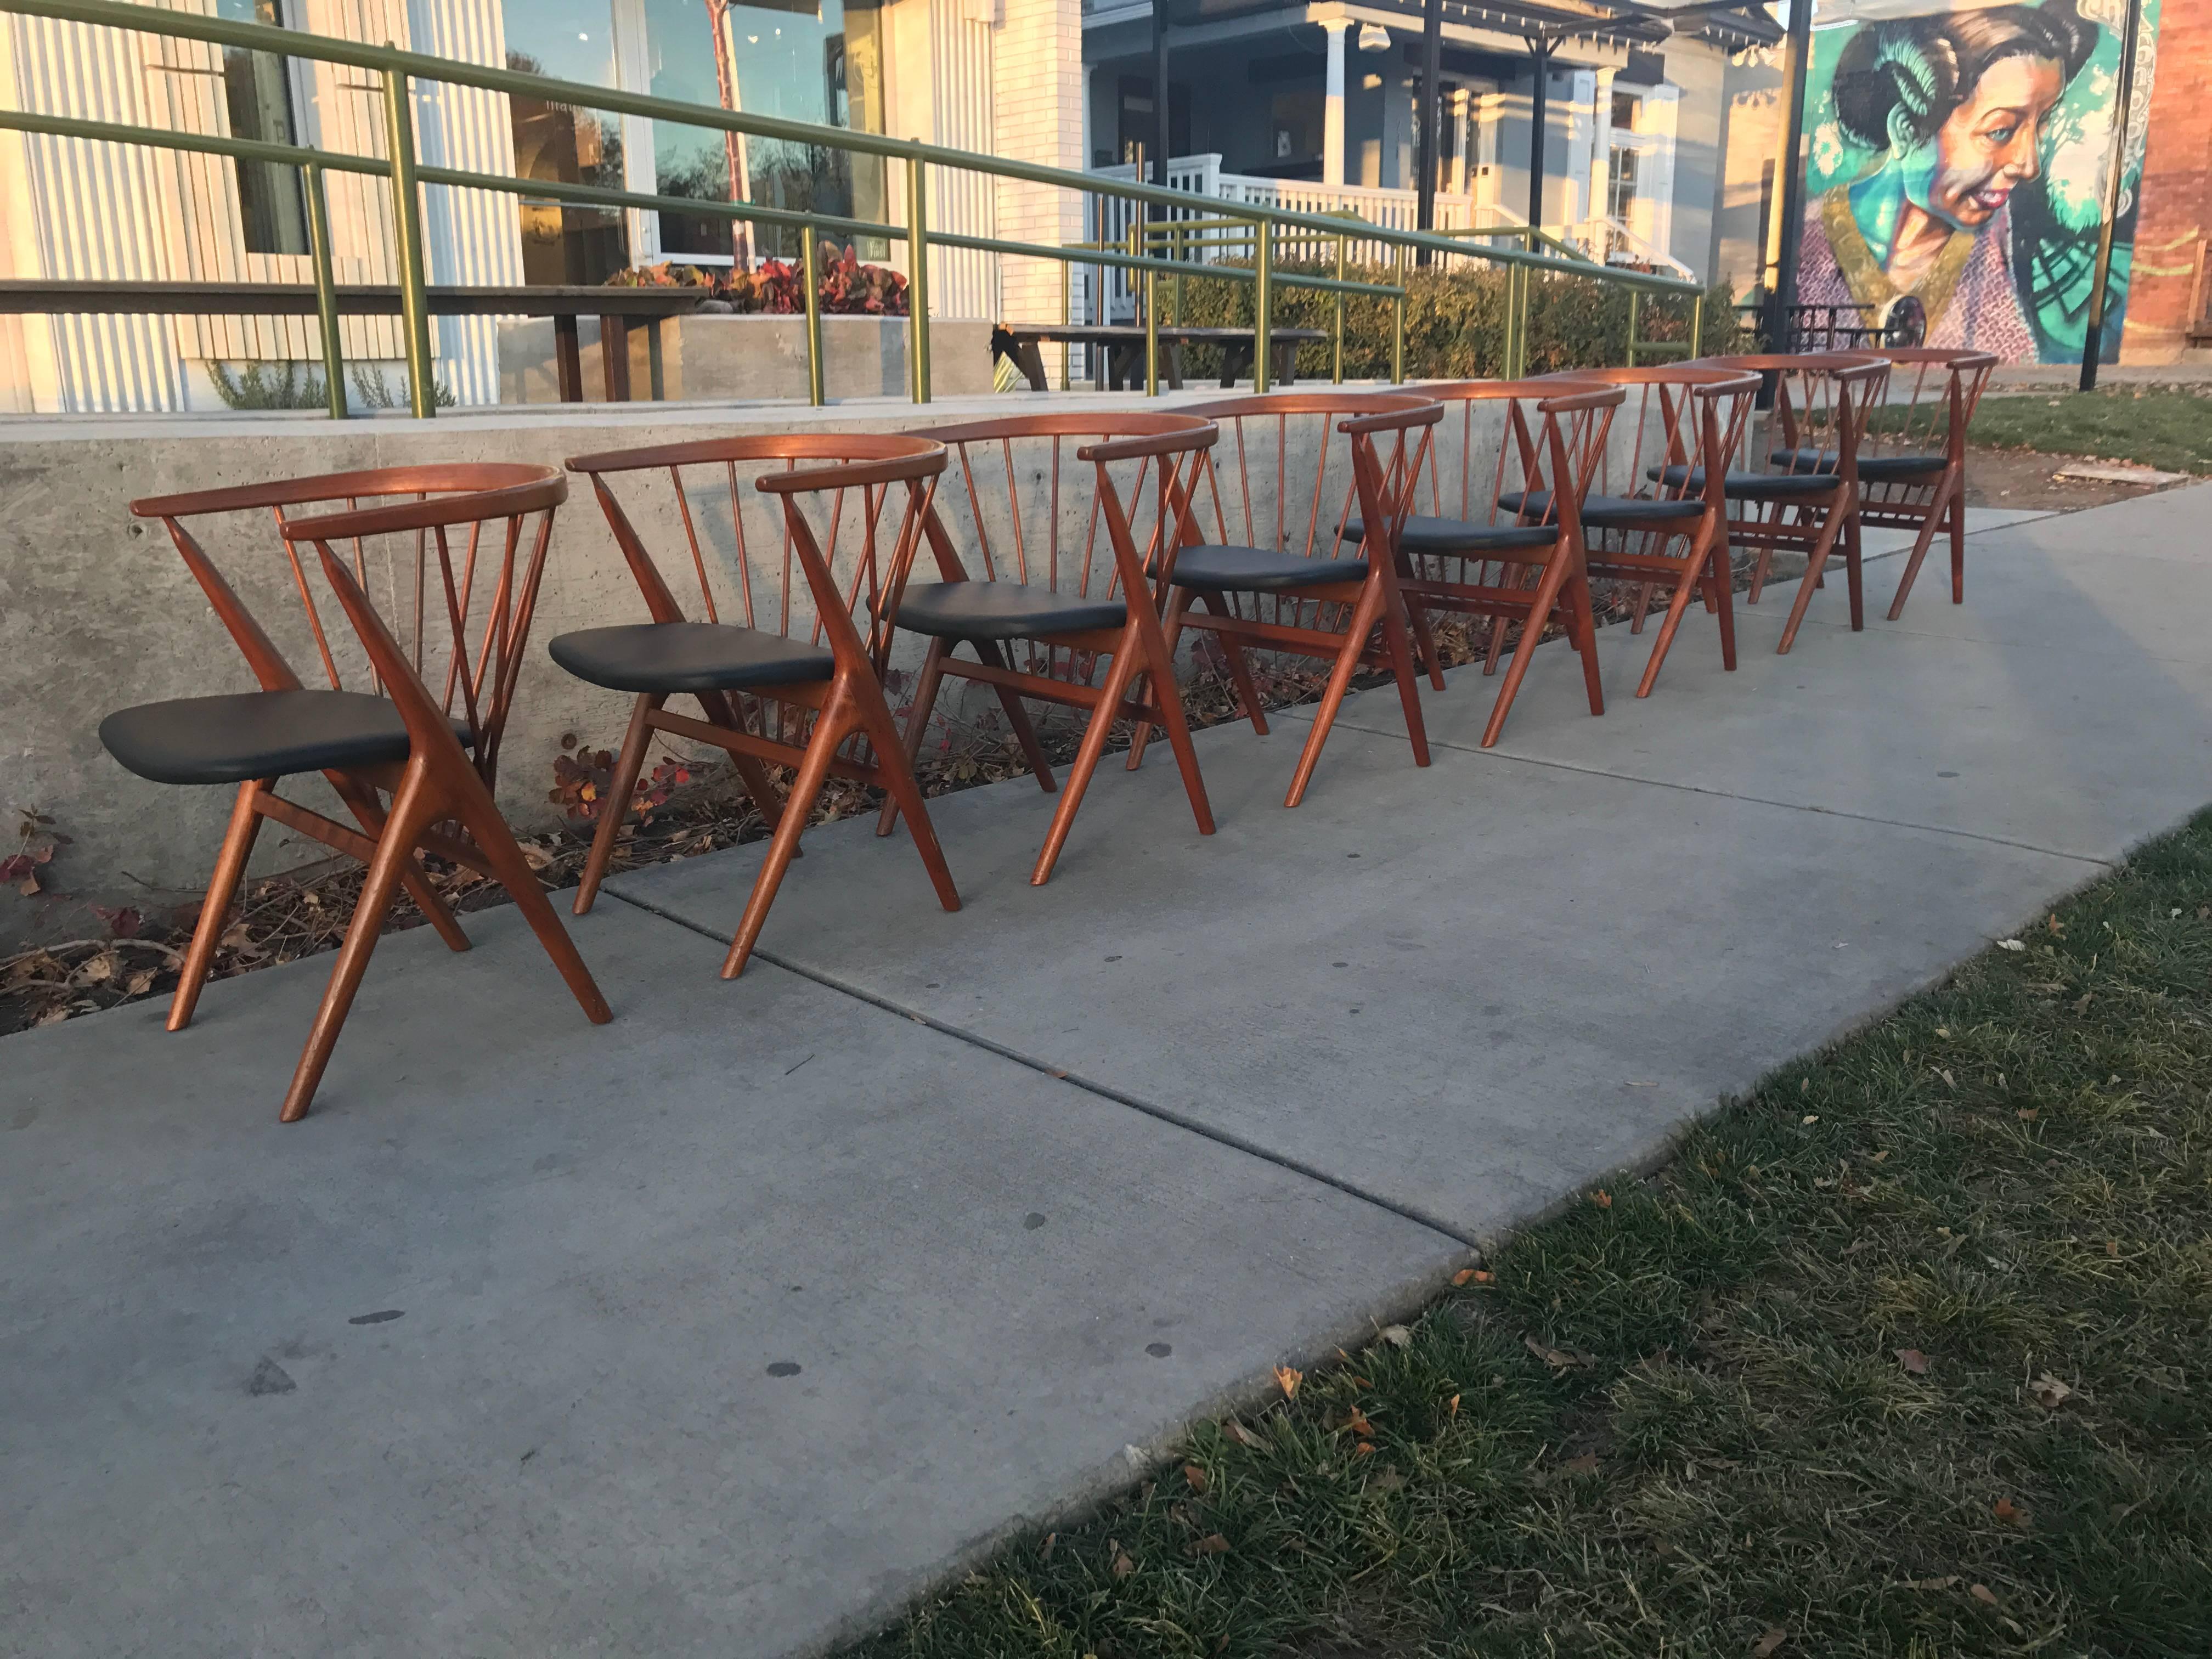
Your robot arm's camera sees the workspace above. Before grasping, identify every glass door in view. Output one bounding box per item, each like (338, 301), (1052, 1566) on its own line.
(503, 1), (630, 285)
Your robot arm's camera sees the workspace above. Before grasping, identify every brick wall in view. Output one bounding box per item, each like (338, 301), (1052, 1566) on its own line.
(2123, 1), (2212, 362)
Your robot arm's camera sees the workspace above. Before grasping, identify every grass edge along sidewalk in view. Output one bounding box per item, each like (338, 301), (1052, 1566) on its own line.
(855, 814), (2212, 1659)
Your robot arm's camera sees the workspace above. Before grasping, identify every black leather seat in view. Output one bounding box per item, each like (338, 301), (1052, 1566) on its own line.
(1768, 446), (1948, 484)
(891, 579), (1127, 640)
(548, 621), (832, 694)
(1171, 543), (1368, 591)
(1499, 489), (1705, 531)
(1339, 515), (1560, 555)
(98, 689), (470, 787)
(1647, 464), (1838, 500)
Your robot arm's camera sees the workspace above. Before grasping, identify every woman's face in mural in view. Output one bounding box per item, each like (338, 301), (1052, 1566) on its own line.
(1912, 54), (2067, 229)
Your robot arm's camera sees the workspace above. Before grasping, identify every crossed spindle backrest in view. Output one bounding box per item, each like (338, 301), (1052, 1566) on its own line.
(1172, 392), (1442, 564)
(1409, 380), (1623, 535)
(1694, 353), (1892, 481)
(910, 411), (1218, 602)
(130, 464), (566, 790)
(1535, 365), (1763, 509)
(564, 434), (946, 674)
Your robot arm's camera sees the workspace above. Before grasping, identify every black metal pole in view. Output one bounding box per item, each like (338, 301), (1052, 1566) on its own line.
(2080, 0), (2144, 391)
(1152, 0), (1172, 219)
(1415, 0), (1442, 263)
(1760, 0), (1813, 354)
(1526, 35), (1549, 235)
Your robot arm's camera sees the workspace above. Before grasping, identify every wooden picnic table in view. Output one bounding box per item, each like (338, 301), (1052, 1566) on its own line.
(990, 323), (1329, 393)
(0, 280), (708, 403)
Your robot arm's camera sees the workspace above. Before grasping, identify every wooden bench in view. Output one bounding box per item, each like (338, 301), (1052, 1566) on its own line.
(990, 323), (1329, 392)
(0, 280), (708, 403)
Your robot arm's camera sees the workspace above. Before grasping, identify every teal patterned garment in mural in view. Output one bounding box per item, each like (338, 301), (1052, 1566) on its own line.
(1797, 0), (2158, 365)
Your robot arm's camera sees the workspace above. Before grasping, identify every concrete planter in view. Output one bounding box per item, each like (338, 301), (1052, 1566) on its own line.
(498, 313), (996, 405)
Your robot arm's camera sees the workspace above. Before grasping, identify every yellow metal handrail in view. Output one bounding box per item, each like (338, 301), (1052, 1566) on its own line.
(0, 0), (1703, 415)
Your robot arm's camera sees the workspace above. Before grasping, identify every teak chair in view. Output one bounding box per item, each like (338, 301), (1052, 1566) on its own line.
(874, 411), (1220, 885)
(1683, 352), (1890, 653)
(1805, 347), (1997, 619)
(1531, 364), (1763, 697)
(1384, 380), (1620, 747)
(1126, 391), (1444, 805)
(105, 466), (611, 1122)
(555, 435), (960, 977)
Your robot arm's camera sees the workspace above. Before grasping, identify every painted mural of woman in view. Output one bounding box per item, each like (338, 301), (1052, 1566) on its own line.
(1796, 0), (2098, 357)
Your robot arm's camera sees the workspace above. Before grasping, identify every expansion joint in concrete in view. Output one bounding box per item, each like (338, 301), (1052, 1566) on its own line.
(602, 886), (1483, 1250)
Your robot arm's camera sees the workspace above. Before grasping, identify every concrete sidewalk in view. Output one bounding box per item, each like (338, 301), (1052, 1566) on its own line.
(5, 486), (2209, 1657)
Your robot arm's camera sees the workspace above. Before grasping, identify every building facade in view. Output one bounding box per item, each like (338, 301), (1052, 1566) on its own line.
(0, 0), (1084, 412)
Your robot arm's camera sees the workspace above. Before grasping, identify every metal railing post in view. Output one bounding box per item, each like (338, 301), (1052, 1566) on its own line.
(1144, 262), (1160, 396)
(1172, 221), (1186, 326)
(378, 58), (435, 418)
(1626, 290), (1641, 369)
(302, 160), (346, 419)
(1689, 291), (1706, 360)
(801, 222), (825, 405)
(1059, 255), (1072, 390)
(1251, 215), (1273, 393)
(1391, 241), (1407, 385)
(1332, 232), (1346, 385)
(905, 151), (930, 403)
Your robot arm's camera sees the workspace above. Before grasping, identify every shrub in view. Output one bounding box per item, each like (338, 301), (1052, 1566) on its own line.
(1164, 259), (1743, 381)
(607, 243), (910, 318)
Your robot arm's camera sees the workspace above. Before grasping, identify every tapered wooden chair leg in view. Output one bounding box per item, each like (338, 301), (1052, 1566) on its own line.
(452, 782), (612, 1025)
(1031, 642), (1144, 885)
(1776, 504), (1848, 655)
(725, 689), (854, 978)
(324, 774), (472, 952)
(574, 691), (661, 915)
(1124, 592), (1216, 836)
(278, 765), (443, 1122)
(848, 682), (961, 913)
(1285, 578), (1386, 808)
(1949, 486), (1966, 602)
(1844, 512), (1865, 631)
(167, 778), (267, 1034)
(1376, 583), (1432, 769)
(877, 635), (951, 838)
(974, 639), (1059, 788)
(1480, 555), (1576, 748)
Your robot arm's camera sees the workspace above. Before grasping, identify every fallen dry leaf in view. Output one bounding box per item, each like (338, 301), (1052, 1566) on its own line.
(1378, 1324), (1413, 1349)
(2030, 1373), (2073, 1410)
(1344, 1404), (1374, 1437)
(1802, 1114), (1820, 1125)
(1994, 1497), (2028, 1527)
(1997, 938), (2025, 952)
(2017, 1108), (2040, 1121)
(1971, 1583), (1999, 1607)
(1273, 1365), (1302, 1401)
(1901, 1575), (1960, 1592)
(1589, 1188), (1613, 1209)
(1895, 1348), (1931, 1376)
(1447, 1393), (1460, 1418)
(1187, 1532), (1231, 1557)
(1369, 1466), (1405, 1493)
(1182, 1462), (1209, 1496)
(1222, 1419), (1262, 1449)
(1562, 1453), (1600, 1475)
(1110, 1541), (1135, 1579)
(1352, 1440), (1376, 1457)
(1752, 1628), (1788, 1657)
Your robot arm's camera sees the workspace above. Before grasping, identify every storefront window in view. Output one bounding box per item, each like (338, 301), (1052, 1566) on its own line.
(216, 0), (308, 256)
(505, 2), (629, 284)
(640, 0), (887, 264)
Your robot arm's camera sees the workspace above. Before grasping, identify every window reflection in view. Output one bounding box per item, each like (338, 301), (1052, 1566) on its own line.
(642, 0), (888, 264)
(216, 0), (308, 256)
(505, 1), (629, 285)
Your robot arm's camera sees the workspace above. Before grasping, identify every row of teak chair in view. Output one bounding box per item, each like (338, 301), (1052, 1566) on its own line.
(101, 349), (1994, 1122)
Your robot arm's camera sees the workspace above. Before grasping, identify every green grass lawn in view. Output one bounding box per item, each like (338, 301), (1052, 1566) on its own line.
(1964, 387), (2212, 476)
(855, 815), (2212, 1658)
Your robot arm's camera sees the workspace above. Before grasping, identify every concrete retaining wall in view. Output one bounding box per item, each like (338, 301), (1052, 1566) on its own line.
(1, 389), (1404, 939)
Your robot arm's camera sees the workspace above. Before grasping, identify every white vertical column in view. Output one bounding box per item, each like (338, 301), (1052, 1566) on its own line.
(1321, 17), (1348, 188)
(1589, 65), (1615, 259)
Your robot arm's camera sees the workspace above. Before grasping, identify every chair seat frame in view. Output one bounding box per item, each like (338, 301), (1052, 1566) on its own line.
(1131, 392), (1444, 806)
(127, 466), (610, 1121)
(562, 435), (961, 977)
(878, 413), (1221, 884)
